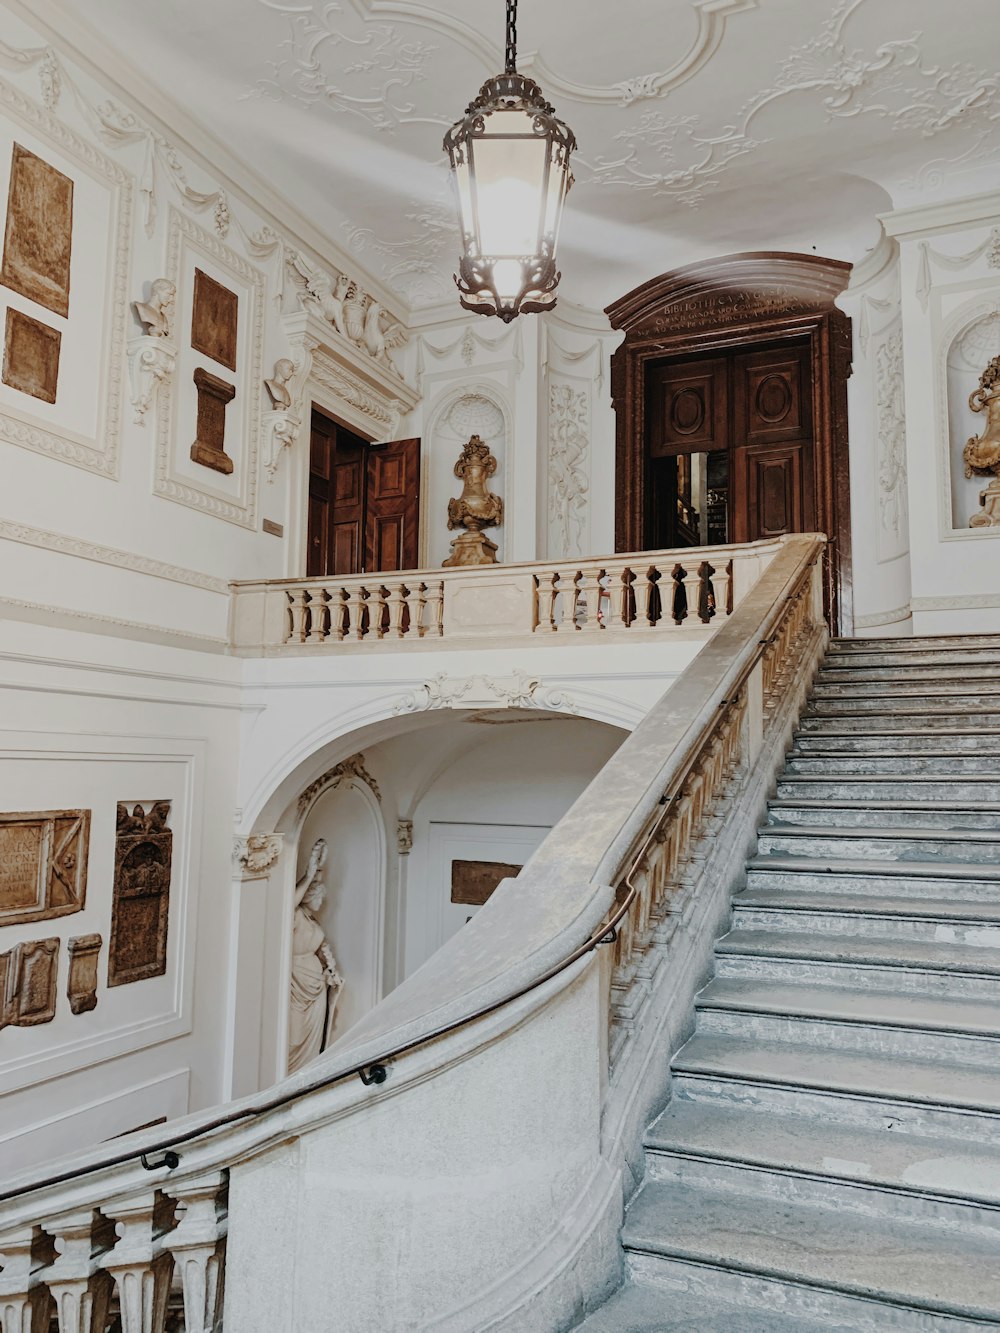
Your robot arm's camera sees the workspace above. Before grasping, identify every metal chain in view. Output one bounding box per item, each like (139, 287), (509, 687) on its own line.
(505, 0), (518, 72)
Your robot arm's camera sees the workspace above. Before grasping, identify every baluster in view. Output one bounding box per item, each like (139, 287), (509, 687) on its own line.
(163, 1175), (227, 1333)
(345, 585), (366, 641)
(601, 569), (620, 630)
(328, 589), (347, 642)
(638, 568), (658, 627)
(578, 567), (604, 633)
(372, 585), (389, 640)
(560, 571), (581, 630)
(683, 567), (703, 625)
(711, 562), (731, 619)
(0, 1226), (52, 1332)
(425, 582), (444, 637)
(44, 1211), (113, 1333)
(286, 589), (308, 644)
(620, 569), (636, 628)
(386, 584), (407, 640)
(670, 565), (686, 624)
(103, 1195), (174, 1333)
(536, 574), (557, 632)
(306, 588), (328, 645)
(412, 582), (428, 636)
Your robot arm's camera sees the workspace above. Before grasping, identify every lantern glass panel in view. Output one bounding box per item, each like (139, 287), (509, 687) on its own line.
(453, 153), (475, 247)
(470, 112), (547, 257)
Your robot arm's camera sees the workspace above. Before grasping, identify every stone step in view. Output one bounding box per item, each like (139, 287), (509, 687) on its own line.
(799, 709), (1000, 732)
(744, 857), (1000, 901)
(673, 1033), (1000, 1135)
(766, 799), (1000, 832)
(775, 775), (1000, 803)
(715, 930), (1000, 999)
(793, 731), (997, 755)
(645, 1098), (1000, 1222)
(622, 1179), (1000, 1325)
(829, 633), (1000, 654)
(730, 901), (1000, 947)
(755, 825), (999, 865)
(805, 709), (1000, 730)
(786, 752), (1000, 774)
(821, 657), (1000, 678)
(695, 978), (1000, 1064)
(574, 1275), (838, 1332)
(812, 682), (1000, 704)
(808, 695), (998, 716)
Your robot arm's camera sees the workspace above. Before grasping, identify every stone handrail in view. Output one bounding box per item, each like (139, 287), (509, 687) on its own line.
(228, 537), (788, 652)
(0, 534), (827, 1330)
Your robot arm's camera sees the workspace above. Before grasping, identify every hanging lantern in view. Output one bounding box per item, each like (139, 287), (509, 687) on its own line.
(443, 0), (576, 322)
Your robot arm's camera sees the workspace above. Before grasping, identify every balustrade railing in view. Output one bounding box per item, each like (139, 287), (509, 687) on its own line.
(2, 535), (826, 1331)
(229, 539), (780, 652)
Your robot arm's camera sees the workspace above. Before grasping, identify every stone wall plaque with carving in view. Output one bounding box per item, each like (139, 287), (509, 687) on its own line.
(191, 268), (238, 371)
(450, 859), (522, 908)
(1, 143), (74, 318)
(0, 809), (89, 926)
(108, 802), (172, 988)
(190, 367), (236, 474)
(2, 937), (59, 1027)
(2, 307), (61, 404)
(67, 933), (102, 1014)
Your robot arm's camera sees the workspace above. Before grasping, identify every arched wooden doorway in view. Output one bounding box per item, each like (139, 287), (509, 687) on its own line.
(607, 253), (853, 632)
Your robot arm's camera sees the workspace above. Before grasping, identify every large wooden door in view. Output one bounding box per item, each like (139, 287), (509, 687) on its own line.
(307, 408), (420, 577)
(644, 338), (816, 553)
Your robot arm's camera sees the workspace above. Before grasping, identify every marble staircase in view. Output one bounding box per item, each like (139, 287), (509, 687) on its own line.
(579, 634), (1000, 1331)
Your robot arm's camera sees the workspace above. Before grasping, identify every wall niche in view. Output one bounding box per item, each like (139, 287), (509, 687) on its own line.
(947, 309), (1000, 530)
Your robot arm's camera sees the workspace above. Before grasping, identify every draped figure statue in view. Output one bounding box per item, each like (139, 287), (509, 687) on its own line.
(288, 838), (344, 1073)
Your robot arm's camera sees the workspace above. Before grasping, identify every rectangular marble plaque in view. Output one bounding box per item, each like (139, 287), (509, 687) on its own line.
(108, 802), (172, 987)
(450, 859), (523, 908)
(2, 306), (61, 403)
(0, 809), (89, 925)
(67, 932), (102, 1014)
(191, 267), (238, 371)
(1, 143), (73, 317)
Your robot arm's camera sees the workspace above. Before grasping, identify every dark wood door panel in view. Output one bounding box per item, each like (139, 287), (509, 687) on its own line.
(734, 344), (811, 446)
(365, 437), (420, 572)
(738, 443), (814, 541)
(649, 358), (728, 458)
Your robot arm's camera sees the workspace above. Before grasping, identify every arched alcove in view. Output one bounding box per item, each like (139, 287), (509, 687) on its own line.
(423, 383), (512, 566)
(944, 304), (1000, 530)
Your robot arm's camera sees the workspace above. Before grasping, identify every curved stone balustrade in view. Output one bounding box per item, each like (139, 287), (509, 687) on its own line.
(228, 538), (784, 653)
(0, 533), (827, 1331)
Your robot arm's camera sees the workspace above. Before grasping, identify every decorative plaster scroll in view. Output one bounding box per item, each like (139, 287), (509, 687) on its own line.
(917, 228), (1000, 311)
(0, 517), (229, 593)
(233, 833), (283, 878)
(543, 330), (604, 392)
(262, 408), (302, 481)
(127, 335), (176, 425)
(396, 819), (413, 856)
(547, 383), (591, 560)
(0, 72), (132, 478)
(67, 933), (101, 1014)
(874, 327), (908, 560)
(415, 322), (523, 387)
(0, 808), (89, 926)
(297, 753), (382, 818)
(155, 210), (265, 529)
(394, 670), (578, 715)
(857, 294), (894, 357)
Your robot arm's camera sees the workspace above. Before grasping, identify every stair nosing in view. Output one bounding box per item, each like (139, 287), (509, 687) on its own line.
(715, 939), (1000, 979)
(746, 854), (1000, 879)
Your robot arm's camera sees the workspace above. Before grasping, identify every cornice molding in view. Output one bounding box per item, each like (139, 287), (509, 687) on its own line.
(881, 189), (1000, 242)
(3, 0), (406, 323)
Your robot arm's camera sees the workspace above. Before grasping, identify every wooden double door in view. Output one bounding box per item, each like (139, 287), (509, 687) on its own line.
(307, 408), (420, 577)
(646, 338), (815, 551)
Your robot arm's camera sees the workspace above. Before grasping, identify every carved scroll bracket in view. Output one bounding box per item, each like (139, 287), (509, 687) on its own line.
(262, 408), (302, 482)
(127, 335), (176, 426)
(282, 309), (419, 443)
(233, 833), (284, 880)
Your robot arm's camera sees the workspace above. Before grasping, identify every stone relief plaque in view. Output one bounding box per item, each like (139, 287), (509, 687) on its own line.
(1, 937), (59, 1028)
(191, 267), (238, 371)
(67, 932), (102, 1014)
(1, 143), (74, 318)
(190, 366), (236, 474)
(108, 802), (172, 988)
(450, 859), (523, 908)
(0, 809), (89, 926)
(2, 307), (61, 404)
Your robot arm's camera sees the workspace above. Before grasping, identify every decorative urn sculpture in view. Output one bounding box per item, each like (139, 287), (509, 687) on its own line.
(443, 434), (505, 566)
(964, 355), (1000, 528)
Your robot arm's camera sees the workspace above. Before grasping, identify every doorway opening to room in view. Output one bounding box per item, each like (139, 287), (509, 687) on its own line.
(306, 406), (420, 577)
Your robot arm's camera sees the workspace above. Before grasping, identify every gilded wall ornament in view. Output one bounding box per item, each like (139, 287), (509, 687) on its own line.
(443, 435), (504, 567)
(963, 356), (1000, 528)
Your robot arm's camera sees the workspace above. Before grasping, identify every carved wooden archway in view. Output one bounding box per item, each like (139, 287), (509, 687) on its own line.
(607, 253), (853, 633)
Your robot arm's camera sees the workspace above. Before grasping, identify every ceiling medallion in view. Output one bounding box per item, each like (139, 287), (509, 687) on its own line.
(443, 0), (576, 322)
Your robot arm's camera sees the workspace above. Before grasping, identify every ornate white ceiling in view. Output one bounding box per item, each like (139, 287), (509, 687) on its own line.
(64, 0), (1000, 312)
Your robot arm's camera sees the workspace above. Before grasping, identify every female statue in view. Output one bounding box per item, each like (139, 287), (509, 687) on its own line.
(288, 837), (344, 1073)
